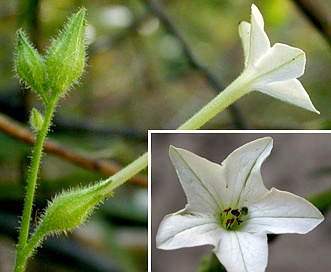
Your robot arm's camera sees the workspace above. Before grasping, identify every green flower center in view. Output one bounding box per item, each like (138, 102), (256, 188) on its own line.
(220, 206), (248, 231)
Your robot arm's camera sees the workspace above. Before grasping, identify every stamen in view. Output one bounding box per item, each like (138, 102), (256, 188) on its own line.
(236, 218), (243, 225)
(226, 218), (234, 229)
(223, 207), (231, 215)
(221, 206), (249, 230)
(231, 209), (240, 217)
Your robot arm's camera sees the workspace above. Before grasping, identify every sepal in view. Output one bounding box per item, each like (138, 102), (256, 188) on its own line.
(46, 8), (87, 96)
(15, 30), (47, 102)
(36, 181), (112, 236)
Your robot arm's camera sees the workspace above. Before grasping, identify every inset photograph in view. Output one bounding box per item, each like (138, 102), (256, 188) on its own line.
(151, 132), (330, 272)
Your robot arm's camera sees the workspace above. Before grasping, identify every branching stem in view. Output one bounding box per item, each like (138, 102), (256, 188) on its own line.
(14, 98), (58, 272)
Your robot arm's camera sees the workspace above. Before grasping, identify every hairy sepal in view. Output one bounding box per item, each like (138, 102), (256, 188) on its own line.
(36, 181), (112, 237)
(46, 8), (87, 97)
(15, 29), (48, 102)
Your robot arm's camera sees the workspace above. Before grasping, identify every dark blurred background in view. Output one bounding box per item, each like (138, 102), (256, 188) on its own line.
(0, 0), (330, 271)
(152, 133), (331, 272)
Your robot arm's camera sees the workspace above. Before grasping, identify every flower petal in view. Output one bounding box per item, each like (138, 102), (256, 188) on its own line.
(214, 231), (268, 272)
(245, 188), (324, 234)
(247, 4), (270, 67)
(238, 21), (251, 67)
(254, 43), (305, 82)
(156, 211), (223, 249)
(169, 146), (224, 214)
(254, 78), (320, 113)
(221, 137), (271, 207)
(236, 5), (319, 114)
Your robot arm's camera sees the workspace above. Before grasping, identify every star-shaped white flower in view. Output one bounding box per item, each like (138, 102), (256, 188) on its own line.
(235, 4), (319, 114)
(156, 137), (324, 272)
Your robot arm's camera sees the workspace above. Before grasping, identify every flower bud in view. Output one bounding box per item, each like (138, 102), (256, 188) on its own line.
(15, 30), (47, 101)
(37, 181), (112, 235)
(29, 108), (44, 133)
(46, 8), (87, 96)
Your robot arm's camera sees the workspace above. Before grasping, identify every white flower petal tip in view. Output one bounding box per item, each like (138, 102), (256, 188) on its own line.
(156, 137), (324, 272)
(251, 4), (264, 28)
(246, 188), (324, 235)
(237, 4), (319, 114)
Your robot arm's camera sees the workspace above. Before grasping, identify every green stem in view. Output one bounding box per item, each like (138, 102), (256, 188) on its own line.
(18, 225), (46, 269)
(104, 152), (148, 192)
(14, 69), (248, 271)
(102, 74), (250, 192)
(14, 98), (57, 272)
(101, 74), (249, 192)
(178, 73), (248, 130)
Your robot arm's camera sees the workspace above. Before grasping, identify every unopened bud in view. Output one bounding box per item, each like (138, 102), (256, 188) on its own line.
(37, 181), (112, 235)
(29, 108), (44, 132)
(15, 30), (47, 101)
(46, 8), (87, 96)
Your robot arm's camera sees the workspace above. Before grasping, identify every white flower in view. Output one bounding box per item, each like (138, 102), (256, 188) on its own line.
(235, 4), (319, 114)
(156, 137), (324, 272)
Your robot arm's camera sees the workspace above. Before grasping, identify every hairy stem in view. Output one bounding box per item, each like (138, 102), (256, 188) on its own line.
(14, 60), (248, 272)
(15, 98), (57, 272)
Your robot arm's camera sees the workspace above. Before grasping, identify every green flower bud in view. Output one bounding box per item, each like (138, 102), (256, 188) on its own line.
(29, 108), (44, 133)
(37, 181), (112, 236)
(46, 8), (87, 96)
(15, 30), (47, 102)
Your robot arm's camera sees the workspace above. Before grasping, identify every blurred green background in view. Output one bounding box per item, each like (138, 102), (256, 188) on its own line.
(0, 0), (330, 271)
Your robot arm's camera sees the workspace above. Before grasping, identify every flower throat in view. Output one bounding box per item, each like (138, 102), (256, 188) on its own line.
(220, 207), (248, 231)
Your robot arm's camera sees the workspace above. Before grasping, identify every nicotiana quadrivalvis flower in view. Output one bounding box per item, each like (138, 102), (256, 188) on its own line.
(178, 4), (318, 130)
(156, 137), (324, 272)
(236, 4), (319, 113)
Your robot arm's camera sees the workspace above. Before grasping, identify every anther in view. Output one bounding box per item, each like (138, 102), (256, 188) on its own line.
(231, 209), (240, 217)
(223, 207), (231, 215)
(226, 218), (234, 229)
(236, 218), (243, 225)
